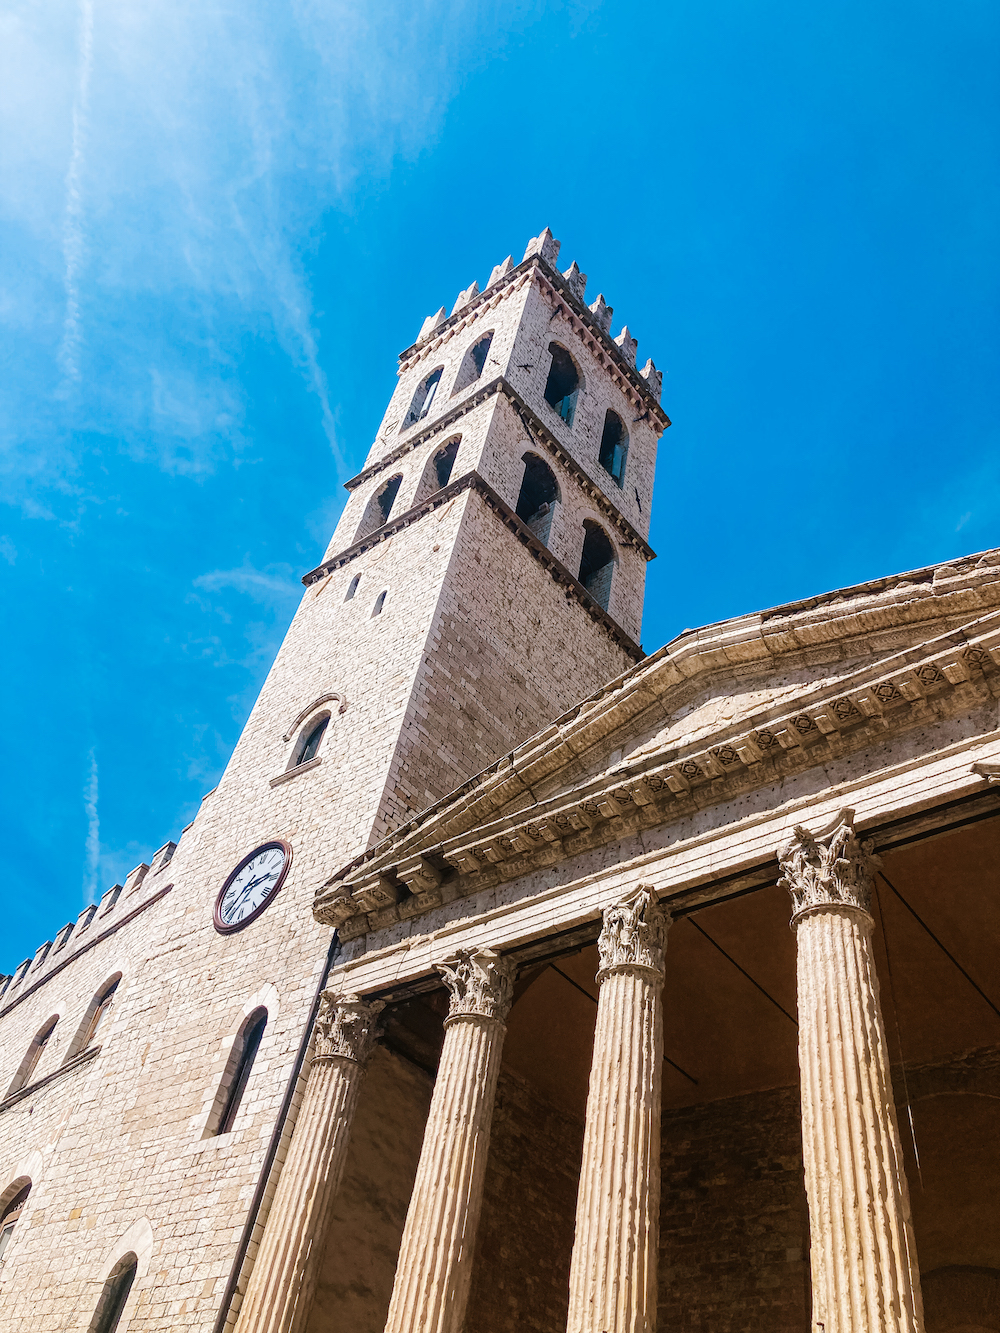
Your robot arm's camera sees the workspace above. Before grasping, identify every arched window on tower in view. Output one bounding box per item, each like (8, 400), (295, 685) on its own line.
(543, 343), (580, 427)
(0, 1181), (30, 1264)
(415, 437), (461, 504)
(598, 410), (628, 487)
(6, 1015), (58, 1097)
(296, 716), (329, 767)
(344, 574), (361, 601)
(452, 332), (494, 395)
(371, 590), (387, 617)
(88, 1253), (138, 1333)
(354, 474), (403, 542)
(515, 453), (559, 546)
(208, 1008), (268, 1137)
(578, 521), (615, 612)
(404, 366), (444, 427)
(67, 975), (121, 1061)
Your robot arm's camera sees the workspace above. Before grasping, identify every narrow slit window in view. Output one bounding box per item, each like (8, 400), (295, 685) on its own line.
(215, 1009), (267, 1136)
(89, 1254), (138, 1333)
(371, 590), (387, 617)
(598, 411), (628, 487)
(345, 574), (361, 601)
(543, 344), (580, 427)
(297, 717), (328, 766)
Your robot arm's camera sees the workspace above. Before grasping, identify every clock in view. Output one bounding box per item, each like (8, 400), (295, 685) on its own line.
(214, 841), (292, 934)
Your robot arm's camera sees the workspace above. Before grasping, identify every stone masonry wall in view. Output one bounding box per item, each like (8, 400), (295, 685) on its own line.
(659, 1085), (810, 1333)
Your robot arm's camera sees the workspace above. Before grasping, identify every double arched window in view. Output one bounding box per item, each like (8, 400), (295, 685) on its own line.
(598, 410), (628, 487)
(578, 521), (615, 611)
(208, 1008), (268, 1137)
(452, 332), (494, 395)
(543, 344), (580, 427)
(404, 367), (444, 427)
(515, 453), (559, 546)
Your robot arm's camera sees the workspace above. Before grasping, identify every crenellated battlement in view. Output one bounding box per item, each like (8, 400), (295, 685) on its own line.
(406, 227), (665, 408)
(0, 839), (177, 1010)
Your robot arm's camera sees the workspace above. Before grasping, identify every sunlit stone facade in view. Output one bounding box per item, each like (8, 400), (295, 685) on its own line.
(2, 233), (1000, 1333)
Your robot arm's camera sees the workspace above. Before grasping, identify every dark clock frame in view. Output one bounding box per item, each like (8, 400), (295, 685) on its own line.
(213, 840), (293, 935)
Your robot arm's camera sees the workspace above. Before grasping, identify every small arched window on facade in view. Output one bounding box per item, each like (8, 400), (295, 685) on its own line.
(88, 1253), (138, 1333)
(404, 366), (444, 427)
(295, 715), (329, 767)
(344, 574), (361, 601)
(452, 332), (494, 395)
(354, 474), (404, 542)
(543, 344), (580, 427)
(578, 521), (615, 612)
(515, 453), (559, 546)
(7, 1015), (58, 1097)
(0, 1181), (30, 1264)
(371, 590), (387, 618)
(209, 1008), (268, 1137)
(68, 976), (121, 1061)
(598, 411), (628, 488)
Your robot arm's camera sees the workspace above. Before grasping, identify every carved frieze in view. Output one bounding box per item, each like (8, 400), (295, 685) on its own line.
(777, 809), (881, 923)
(313, 992), (384, 1064)
(596, 885), (670, 983)
(436, 948), (516, 1025)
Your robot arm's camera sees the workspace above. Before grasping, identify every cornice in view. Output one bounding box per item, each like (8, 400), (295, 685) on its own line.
(315, 619), (1000, 937)
(396, 254), (671, 426)
(338, 378), (656, 561)
(301, 470), (644, 660)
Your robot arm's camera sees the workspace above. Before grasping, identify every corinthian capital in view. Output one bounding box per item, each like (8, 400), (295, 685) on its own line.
(596, 885), (671, 984)
(313, 992), (384, 1064)
(436, 948), (516, 1025)
(777, 808), (882, 923)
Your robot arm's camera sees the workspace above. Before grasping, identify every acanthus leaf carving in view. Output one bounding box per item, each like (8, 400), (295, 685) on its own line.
(313, 992), (384, 1064)
(436, 948), (516, 1025)
(777, 808), (881, 922)
(596, 884), (670, 983)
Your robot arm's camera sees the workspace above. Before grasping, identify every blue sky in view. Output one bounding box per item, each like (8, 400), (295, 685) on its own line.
(2, 0), (998, 971)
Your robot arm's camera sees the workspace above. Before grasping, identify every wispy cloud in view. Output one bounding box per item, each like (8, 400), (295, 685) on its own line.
(83, 748), (100, 905)
(57, 0), (94, 387)
(194, 562), (299, 603)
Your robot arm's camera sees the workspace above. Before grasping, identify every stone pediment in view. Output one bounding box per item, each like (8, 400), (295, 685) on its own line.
(315, 549), (1000, 938)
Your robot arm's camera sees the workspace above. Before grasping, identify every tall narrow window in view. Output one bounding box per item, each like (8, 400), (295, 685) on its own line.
(214, 1009), (268, 1136)
(0, 1183), (30, 1264)
(404, 367), (444, 426)
(371, 590), (387, 617)
(515, 453), (559, 546)
(578, 521), (615, 611)
(452, 332), (494, 394)
(354, 474), (404, 542)
(344, 574), (361, 601)
(88, 1253), (138, 1333)
(7, 1016), (58, 1096)
(73, 977), (121, 1057)
(543, 344), (580, 426)
(296, 717), (328, 766)
(598, 411), (628, 487)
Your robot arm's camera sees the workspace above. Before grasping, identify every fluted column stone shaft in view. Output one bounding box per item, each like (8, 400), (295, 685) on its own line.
(779, 810), (923, 1333)
(233, 993), (383, 1333)
(566, 886), (670, 1333)
(382, 948), (515, 1333)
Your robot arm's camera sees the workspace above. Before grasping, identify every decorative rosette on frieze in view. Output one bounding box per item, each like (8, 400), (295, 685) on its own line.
(313, 992), (385, 1064)
(777, 808), (882, 925)
(596, 885), (671, 985)
(436, 948), (516, 1026)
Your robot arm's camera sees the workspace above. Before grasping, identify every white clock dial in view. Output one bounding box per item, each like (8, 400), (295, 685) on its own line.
(215, 843), (290, 932)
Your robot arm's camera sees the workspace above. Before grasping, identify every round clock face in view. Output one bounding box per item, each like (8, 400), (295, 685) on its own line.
(214, 841), (292, 934)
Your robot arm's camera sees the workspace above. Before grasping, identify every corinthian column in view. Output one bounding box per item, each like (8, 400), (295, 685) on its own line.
(382, 947), (516, 1333)
(233, 993), (384, 1333)
(566, 885), (670, 1333)
(778, 810), (923, 1333)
